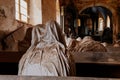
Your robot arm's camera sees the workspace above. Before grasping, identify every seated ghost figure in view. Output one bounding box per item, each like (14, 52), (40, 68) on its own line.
(78, 36), (107, 52)
(67, 36), (107, 53)
(18, 21), (70, 76)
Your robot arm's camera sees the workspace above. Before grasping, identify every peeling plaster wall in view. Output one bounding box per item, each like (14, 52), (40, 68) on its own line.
(0, 0), (17, 39)
(0, 0), (18, 31)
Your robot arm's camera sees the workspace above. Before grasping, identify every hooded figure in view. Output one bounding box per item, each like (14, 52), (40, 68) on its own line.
(77, 36), (107, 52)
(67, 36), (107, 53)
(18, 20), (70, 76)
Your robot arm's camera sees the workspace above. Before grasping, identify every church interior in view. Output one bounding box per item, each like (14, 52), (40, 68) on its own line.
(1, 0), (120, 79)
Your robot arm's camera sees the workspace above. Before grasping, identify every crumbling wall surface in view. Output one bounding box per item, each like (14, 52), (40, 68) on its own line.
(0, 0), (15, 50)
(2, 22), (32, 51)
(0, 0), (16, 32)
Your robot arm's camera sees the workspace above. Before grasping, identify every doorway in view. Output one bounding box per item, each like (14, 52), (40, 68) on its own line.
(78, 6), (113, 43)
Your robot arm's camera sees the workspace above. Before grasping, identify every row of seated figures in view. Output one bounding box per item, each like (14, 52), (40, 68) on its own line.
(65, 35), (120, 78)
(0, 20), (120, 79)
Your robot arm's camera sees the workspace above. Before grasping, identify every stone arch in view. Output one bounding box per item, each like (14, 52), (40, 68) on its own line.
(78, 3), (118, 43)
(79, 3), (116, 15)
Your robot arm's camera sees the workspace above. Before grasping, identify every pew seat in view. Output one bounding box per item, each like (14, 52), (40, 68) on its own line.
(0, 51), (24, 75)
(0, 51), (120, 78)
(73, 52), (120, 78)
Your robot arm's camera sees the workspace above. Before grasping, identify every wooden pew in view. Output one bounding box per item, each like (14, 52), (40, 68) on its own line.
(0, 51), (120, 78)
(0, 51), (24, 63)
(0, 51), (24, 75)
(73, 52), (120, 78)
(106, 46), (120, 52)
(0, 75), (120, 80)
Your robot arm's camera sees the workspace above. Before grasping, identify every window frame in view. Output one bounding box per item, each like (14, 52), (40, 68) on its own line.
(15, 0), (29, 23)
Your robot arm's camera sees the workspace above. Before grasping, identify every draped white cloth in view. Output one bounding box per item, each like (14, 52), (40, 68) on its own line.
(67, 36), (107, 53)
(18, 20), (70, 76)
(77, 36), (107, 52)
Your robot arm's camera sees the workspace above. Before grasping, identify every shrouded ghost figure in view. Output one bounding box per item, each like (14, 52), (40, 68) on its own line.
(78, 36), (107, 52)
(18, 20), (70, 76)
(67, 36), (107, 53)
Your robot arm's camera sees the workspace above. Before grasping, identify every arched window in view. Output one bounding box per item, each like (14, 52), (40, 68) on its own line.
(107, 15), (110, 28)
(56, 0), (60, 24)
(15, 0), (29, 23)
(98, 17), (104, 31)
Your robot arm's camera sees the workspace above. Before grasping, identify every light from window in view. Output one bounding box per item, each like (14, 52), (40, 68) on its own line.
(56, 0), (60, 24)
(107, 15), (110, 28)
(98, 17), (104, 31)
(15, 0), (28, 23)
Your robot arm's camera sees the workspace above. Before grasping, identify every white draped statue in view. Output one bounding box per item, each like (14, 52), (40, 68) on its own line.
(18, 20), (70, 76)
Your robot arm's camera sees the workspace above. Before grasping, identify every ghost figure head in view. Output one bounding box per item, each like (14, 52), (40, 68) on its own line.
(31, 24), (46, 45)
